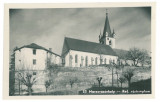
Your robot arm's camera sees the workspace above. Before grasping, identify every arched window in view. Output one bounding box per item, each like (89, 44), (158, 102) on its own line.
(81, 56), (84, 66)
(100, 57), (103, 65)
(109, 40), (112, 45)
(95, 57), (97, 65)
(75, 54), (78, 63)
(85, 56), (88, 66)
(109, 59), (112, 64)
(91, 57), (94, 65)
(104, 58), (107, 64)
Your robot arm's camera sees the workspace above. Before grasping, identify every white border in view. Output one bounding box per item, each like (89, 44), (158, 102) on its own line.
(1, 0), (160, 102)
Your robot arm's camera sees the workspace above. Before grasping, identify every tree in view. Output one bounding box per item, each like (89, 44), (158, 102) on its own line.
(18, 71), (37, 95)
(9, 53), (15, 96)
(69, 77), (78, 89)
(97, 77), (102, 87)
(45, 80), (51, 93)
(127, 47), (149, 66)
(116, 49), (128, 66)
(139, 50), (149, 67)
(118, 77), (126, 89)
(123, 68), (134, 88)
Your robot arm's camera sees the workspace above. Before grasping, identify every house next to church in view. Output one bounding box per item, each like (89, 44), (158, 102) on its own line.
(14, 43), (61, 71)
(61, 11), (118, 67)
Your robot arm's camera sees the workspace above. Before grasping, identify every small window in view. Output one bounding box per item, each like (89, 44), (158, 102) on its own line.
(33, 49), (36, 55)
(85, 56), (88, 66)
(33, 72), (37, 75)
(113, 60), (115, 64)
(109, 40), (112, 45)
(95, 57), (97, 65)
(104, 58), (107, 64)
(109, 59), (112, 64)
(33, 59), (36, 65)
(75, 55), (78, 63)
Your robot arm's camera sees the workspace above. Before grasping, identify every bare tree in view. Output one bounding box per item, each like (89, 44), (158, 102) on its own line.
(118, 77), (126, 89)
(116, 49), (128, 65)
(139, 49), (149, 67)
(97, 77), (102, 87)
(45, 80), (51, 93)
(9, 53), (15, 95)
(69, 77), (78, 89)
(18, 71), (38, 95)
(123, 68), (134, 88)
(127, 47), (149, 66)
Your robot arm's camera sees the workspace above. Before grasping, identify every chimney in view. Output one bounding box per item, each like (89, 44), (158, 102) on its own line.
(49, 48), (52, 52)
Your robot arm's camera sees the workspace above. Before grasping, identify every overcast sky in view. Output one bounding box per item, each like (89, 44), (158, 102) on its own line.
(10, 7), (151, 55)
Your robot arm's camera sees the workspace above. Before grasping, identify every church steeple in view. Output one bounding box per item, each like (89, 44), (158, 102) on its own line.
(103, 9), (112, 37)
(99, 9), (116, 48)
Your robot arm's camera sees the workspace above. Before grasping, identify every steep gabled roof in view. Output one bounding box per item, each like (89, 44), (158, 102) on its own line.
(62, 37), (117, 56)
(14, 43), (60, 57)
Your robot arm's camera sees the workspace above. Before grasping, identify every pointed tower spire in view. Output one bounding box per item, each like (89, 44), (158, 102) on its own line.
(99, 29), (102, 43)
(99, 30), (101, 39)
(112, 28), (115, 38)
(113, 28), (115, 34)
(103, 9), (111, 37)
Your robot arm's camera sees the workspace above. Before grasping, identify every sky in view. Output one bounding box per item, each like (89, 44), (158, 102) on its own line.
(9, 7), (151, 55)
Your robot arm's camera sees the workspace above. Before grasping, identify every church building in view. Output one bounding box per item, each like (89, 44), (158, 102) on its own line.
(61, 10), (118, 67)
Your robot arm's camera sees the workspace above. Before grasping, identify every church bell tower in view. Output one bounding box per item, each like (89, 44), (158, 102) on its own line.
(99, 9), (116, 48)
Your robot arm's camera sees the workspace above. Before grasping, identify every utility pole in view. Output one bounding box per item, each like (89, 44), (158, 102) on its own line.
(19, 77), (20, 95)
(112, 65), (114, 87)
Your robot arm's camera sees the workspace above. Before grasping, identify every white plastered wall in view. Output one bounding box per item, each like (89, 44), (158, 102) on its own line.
(64, 50), (118, 67)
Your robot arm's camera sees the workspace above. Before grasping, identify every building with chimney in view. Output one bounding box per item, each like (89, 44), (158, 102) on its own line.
(61, 10), (118, 67)
(14, 43), (61, 71)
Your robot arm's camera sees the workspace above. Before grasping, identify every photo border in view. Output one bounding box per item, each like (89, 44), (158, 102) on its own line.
(3, 2), (156, 99)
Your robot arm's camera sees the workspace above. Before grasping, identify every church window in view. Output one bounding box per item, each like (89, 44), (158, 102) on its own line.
(109, 59), (112, 64)
(75, 55), (78, 63)
(62, 58), (65, 65)
(104, 58), (107, 64)
(109, 40), (112, 45)
(91, 57), (94, 65)
(81, 56), (84, 66)
(33, 59), (36, 65)
(113, 59), (115, 64)
(33, 72), (37, 75)
(33, 49), (36, 55)
(85, 56), (88, 66)
(95, 57), (98, 65)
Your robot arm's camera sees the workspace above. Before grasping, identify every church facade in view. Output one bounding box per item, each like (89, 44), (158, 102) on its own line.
(61, 11), (118, 67)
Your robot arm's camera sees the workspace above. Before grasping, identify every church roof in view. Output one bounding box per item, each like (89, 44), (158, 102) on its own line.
(62, 37), (117, 56)
(14, 43), (60, 56)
